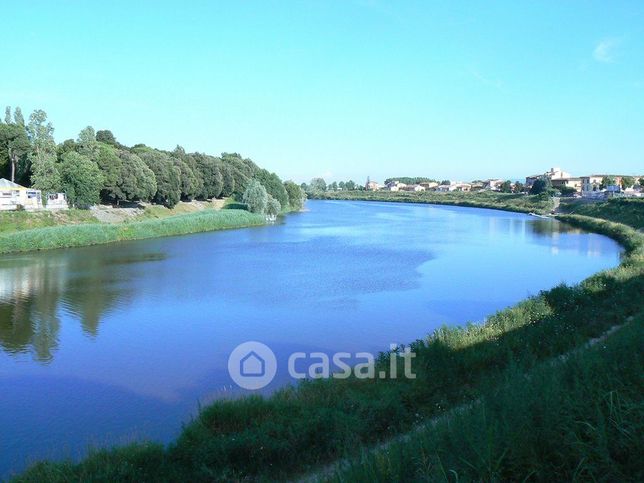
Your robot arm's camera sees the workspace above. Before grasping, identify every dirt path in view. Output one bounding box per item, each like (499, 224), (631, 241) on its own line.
(90, 199), (227, 224)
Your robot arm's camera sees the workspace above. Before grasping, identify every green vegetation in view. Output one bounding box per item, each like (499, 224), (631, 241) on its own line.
(0, 210), (97, 234)
(330, 318), (642, 482)
(13, 207), (643, 481)
(0, 210), (265, 255)
(0, 107), (304, 213)
(529, 176), (551, 194)
(559, 197), (644, 230)
(242, 180), (269, 214)
(312, 189), (556, 214)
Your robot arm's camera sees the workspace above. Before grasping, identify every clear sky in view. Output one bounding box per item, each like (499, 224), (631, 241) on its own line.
(2, 1), (643, 183)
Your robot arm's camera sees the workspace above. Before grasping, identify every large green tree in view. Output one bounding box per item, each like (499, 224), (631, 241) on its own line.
(193, 154), (223, 199)
(96, 146), (157, 204)
(600, 176), (616, 189)
(500, 180), (513, 193)
(220, 163), (235, 197)
(0, 122), (31, 182)
(254, 169), (288, 209)
(529, 177), (551, 195)
(221, 152), (258, 194)
(136, 148), (181, 207)
(26, 110), (56, 159)
(174, 158), (200, 200)
(266, 194), (281, 218)
(60, 152), (104, 208)
(284, 180), (306, 211)
(96, 130), (118, 146)
(77, 126), (99, 159)
(172, 148), (204, 199)
(309, 177), (327, 192)
(30, 154), (62, 195)
(243, 179), (268, 214)
(621, 176), (635, 189)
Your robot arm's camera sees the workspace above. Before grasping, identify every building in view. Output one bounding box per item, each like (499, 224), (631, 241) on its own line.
(0, 178), (43, 211)
(385, 181), (406, 191)
(436, 183), (456, 192)
(401, 184), (426, 192)
(45, 193), (69, 210)
(452, 183), (472, 192)
(581, 175), (604, 194)
(551, 177), (582, 193)
(526, 167), (572, 189)
(483, 179), (504, 191)
(419, 181), (439, 190)
(365, 179), (381, 191)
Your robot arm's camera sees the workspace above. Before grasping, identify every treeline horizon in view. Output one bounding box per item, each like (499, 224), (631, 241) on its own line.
(0, 106), (305, 213)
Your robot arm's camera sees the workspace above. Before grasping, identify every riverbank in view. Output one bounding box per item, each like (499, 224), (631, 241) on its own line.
(0, 209), (266, 255)
(311, 189), (556, 214)
(11, 201), (643, 482)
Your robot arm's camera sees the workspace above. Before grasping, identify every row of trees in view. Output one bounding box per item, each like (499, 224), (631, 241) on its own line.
(302, 178), (365, 193)
(0, 107), (305, 214)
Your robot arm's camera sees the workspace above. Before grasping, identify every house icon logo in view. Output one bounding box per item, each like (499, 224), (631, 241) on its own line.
(228, 341), (277, 390)
(240, 351), (265, 377)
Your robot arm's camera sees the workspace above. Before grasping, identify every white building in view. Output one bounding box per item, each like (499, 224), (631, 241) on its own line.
(484, 179), (504, 191)
(0, 178), (43, 211)
(45, 193), (69, 211)
(401, 184), (426, 192)
(526, 167), (573, 190)
(385, 181), (406, 191)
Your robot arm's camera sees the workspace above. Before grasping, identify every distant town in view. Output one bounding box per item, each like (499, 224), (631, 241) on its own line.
(305, 167), (644, 199)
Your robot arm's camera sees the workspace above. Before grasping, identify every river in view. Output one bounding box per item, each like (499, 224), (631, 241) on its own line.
(0, 200), (622, 477)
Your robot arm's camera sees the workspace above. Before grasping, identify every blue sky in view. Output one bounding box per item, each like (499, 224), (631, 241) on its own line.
(2, 1), (643, 183)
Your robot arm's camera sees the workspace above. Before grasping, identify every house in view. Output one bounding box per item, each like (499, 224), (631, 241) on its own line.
(401, 184), (425, 192)
(551, 177), (582, 193)
(436, 183), (455, 192)
(365, 180), (381, 191)
(452, 183), (472, 192)
(581, 175), (604, 194)
(0, 179), (43, 211)
(385, 181), (406, 191)
(526, 167), (572, 189)
(419, 181), (439, 190)
(483, 179), (504, 191)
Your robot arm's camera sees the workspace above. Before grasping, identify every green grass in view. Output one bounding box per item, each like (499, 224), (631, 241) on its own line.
(0, 210), (97, 234)
(559, 197), (644, 230)
(312, 189), (556, 214)
(12, 211), (644, 481)
(329, 318), (643, 482)
(0, 209), (265, 255)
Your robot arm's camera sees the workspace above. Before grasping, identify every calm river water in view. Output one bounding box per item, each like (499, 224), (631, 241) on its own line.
(0, 200), (622, 476)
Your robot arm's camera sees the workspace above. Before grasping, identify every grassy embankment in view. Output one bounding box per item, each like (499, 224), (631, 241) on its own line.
(0, 209), (265, 255)
(312, 189), (556, 214)
(559, 197), (644, 229)
(12, 201), (643, 481)
(0, 210), (97, 234)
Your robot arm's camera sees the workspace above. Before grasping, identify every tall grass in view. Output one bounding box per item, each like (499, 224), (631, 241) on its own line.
(0, 209), (265, 255)
(559, 197), (644, 230)
(331, 318), (643, 482)
(13, 210), (644, 481)
(0, 209), (97, 234)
